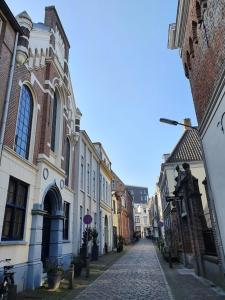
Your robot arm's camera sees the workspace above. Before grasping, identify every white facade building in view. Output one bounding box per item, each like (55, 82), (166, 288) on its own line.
(73, 131), (100, 255)
(94, 143), (113, 255)
(134, 203), (150, 238)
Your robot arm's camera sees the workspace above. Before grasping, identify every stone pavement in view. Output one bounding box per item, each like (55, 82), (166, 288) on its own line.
(156, 246), (225, 300)
(75, 239), (172, 300)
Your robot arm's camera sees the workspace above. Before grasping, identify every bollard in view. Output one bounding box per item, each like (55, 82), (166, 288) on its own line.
(8, 284), (17, 300)
(68, 265), (74, 289)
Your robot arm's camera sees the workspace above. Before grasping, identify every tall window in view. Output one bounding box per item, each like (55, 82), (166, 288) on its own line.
(103, 178), (105, 201)
(65, 138), (70, 186)
(113, 200), (116, 214)
(63, 202), (70, 240)
(87, 163), (90, 194)
(106, 182), (108, 203)
(51, 93), (58, 151)
(80, 156), (84, 190)
(93, 170), (96, 199)
(15, 85), (33, 159)
(2, 177), (28, 241)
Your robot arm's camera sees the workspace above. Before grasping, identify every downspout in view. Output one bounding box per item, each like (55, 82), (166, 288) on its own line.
(0, 32), (19, 164)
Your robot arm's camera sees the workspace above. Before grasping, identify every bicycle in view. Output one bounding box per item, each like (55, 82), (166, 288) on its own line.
(0, 259), (15, 300)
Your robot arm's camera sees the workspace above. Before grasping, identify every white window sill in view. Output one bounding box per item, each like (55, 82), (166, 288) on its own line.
(0, 241), (27, 246)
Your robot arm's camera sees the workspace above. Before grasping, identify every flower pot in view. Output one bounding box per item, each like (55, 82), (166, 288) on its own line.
(47, 272), (62, 290)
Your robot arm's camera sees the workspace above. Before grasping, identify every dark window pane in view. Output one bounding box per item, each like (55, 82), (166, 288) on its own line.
(65, 138), (70, 186)
(7, 180), (16, 204)
(63, 202), (70, 240)
(2, 177), (28, 241)
(16, 184), (27, 208)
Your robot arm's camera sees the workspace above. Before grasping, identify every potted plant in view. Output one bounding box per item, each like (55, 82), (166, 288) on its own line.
(46, 260), (64, 290)
(117, 235), (124, 253)
(80, 228), (92, 266)
(91, 228), (99, 261)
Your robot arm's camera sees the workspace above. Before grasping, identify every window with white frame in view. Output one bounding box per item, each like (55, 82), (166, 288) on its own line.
(106, 181), (108, 203)
(80, 156), (84, 190)
(65, 138), (70, 186)
(93, 170), (96, 199)
(103, 177), (105, 201)
(87, 163), (90, 194)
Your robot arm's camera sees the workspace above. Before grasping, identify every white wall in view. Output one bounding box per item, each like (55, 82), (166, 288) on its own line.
(201, 88), (225, 255)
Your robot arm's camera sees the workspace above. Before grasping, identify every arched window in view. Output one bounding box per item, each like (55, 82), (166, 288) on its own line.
(51, 93), (58, 151)
(15, 85), (33, 159)
(65, 138), (70, 186)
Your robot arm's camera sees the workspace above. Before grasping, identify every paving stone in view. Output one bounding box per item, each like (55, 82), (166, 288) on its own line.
(74, 240), (172, 300)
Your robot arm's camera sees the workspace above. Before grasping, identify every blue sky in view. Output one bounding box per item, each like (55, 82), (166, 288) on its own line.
(7, 0), (196, 195)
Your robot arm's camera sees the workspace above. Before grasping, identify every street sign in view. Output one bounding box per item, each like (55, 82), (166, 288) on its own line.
(83, 214), (92, 225)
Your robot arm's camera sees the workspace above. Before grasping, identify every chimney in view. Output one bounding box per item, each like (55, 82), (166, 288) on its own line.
(183, 118), (191, 130)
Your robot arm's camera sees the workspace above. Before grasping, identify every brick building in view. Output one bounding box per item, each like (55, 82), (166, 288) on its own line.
(158, 125), (219, 279)
(112, 172), (134, 244)
(0, 0), (23, 161)
(0, 5), (81, 291)
(168, 0), (225, 286)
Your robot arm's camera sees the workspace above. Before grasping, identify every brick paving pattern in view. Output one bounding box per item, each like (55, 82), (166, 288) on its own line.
(75, 239), (172, 300)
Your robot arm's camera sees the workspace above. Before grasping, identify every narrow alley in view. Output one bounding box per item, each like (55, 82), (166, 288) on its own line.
(75, 239), (172, 300)
(75, 239), (225, 300)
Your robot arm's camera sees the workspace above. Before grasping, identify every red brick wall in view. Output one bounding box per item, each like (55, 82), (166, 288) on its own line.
(181, 0), (225, 124)
(0, 14), (16, 124)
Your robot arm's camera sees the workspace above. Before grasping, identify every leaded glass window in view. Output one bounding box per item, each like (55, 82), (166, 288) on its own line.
(15, 85), (33, 159)
(51, 93), (58, 151)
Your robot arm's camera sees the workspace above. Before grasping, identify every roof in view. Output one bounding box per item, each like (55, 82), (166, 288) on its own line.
(0, 0), (22, 33)
(166, 128), (202, 163)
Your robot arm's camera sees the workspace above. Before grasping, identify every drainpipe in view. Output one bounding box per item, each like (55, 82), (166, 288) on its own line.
(0, 32), (19, 164)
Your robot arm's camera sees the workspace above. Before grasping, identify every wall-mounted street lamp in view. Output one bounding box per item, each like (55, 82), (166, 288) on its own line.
(159, 118), (196, 130)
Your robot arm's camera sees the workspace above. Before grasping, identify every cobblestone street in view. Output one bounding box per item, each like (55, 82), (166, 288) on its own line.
(75, 240), (172, 300)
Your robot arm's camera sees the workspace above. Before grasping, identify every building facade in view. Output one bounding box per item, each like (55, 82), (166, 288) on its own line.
(112, 172), (134, 244)
(0, 0), (23, 161)
(0, 6), (81, 291)
(94, 143), (113, 255)
(168, 0), (225, 285)
(73, 131), (100, 255)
